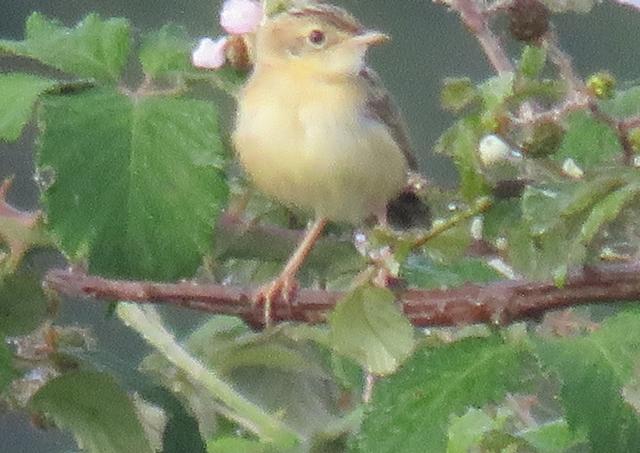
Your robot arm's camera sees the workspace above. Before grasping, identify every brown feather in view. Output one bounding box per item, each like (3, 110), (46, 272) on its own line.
(287, 3), (363, 34)
(360, 67), (418, 170)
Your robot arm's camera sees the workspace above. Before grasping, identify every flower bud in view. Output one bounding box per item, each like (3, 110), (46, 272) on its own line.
(508, 0), (551, 43)
(192, 37), (228, 69)
(586, 71), (616, 99)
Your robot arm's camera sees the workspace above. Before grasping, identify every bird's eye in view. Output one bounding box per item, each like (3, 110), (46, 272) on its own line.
(307, 29), (326, 47)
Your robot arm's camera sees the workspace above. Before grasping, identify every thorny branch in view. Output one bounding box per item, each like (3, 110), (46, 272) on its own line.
(47, 260), (640, 328)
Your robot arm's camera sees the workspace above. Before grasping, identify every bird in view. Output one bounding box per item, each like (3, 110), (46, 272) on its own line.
(232, 2), (421, 324)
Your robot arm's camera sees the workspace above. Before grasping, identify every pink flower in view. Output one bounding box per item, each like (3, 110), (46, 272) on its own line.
(192, 37), (228, 69)
(220, 0), (263, 34)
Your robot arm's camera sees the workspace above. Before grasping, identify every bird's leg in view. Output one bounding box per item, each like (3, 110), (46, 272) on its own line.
(257, 217), (328, 327)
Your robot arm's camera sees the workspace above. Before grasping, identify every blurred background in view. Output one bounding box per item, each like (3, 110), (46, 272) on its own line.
(0, 0), (639, 450)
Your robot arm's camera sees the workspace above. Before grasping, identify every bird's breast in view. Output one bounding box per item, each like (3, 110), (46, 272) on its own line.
(233, 73), (407, 223)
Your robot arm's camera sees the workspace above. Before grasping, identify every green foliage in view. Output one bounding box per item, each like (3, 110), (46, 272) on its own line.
(353, 335), (534, 453)
(139, 24), (192, 80)
(536, 310), (640, 452)
(506, 171), (640, 281)
(520, 421), (586, 453)
(446, 408), (495, 453)
(0, 341), (15, 393)
(38, 88), (227, 280)
(0, 13), (131, 82)
(207, 437), (272, 453)
(30, 371), (153, 453)
(329, 285), (415, 375)
(601, 85), (640, 117)
(518, 45), (547, 79)
(0, 74), (56, 141)
(436, 116), (490, 200)
(0, 272), (47, 336)
(555, 111), (621, 168)
(440, 77), (479, 113)
(3, 5), (640, 453)
(402, 255), (501, 289)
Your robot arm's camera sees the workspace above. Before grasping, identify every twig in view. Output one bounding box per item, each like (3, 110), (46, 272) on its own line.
(117, 304), (299, 446)
(450, 0), (515, 74)
(411, 196), (493, 249)
(47, 260), (640, 328)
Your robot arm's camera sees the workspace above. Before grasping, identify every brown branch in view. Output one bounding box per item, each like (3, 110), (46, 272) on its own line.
(46, 260), (640, 328)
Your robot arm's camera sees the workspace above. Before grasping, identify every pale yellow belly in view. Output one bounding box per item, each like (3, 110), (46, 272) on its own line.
(233, 84), (408, 224)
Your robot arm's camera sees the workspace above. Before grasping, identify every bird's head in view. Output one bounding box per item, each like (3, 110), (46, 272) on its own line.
(255, 3), (389, 78)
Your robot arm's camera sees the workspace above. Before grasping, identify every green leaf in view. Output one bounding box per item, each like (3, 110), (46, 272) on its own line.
(519, 45), (547, 79)
(435, 117), (490, 201)
(479, 72), (514, 129)
(577, 183), (640, 245)
(555, 111), (622, 168)
(509, 176), (638, 280)
(353, 336), (534, 453)
(0, 272), (47, 336)
(0, 13), (131, 82)
(519, 420), (587, 453)
(30, 371), (153, 453)
(139, 24), (192, 80)
(0, 340), (15, 393)
(329, 285), (414, 375)
(446, 408), (495, 453)
(600, 85), (640, 118)
(402, 256), (501, 289)
(38, 88), (228, 280)
(0, 73), (56, 141)
(441, 77), (479, 113)
(535, 310), (640, 452)
(207, 437), (272, 453)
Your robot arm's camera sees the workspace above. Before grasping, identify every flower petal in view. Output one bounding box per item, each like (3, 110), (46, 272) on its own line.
(220, 0), (263, 34)
(192, 37), (228, 69)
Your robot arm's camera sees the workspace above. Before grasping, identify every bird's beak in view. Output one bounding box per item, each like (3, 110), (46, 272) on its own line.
(350, 31), (390, 47)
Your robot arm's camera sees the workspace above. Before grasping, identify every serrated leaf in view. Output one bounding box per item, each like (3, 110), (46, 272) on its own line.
(0, 340), (15, 393)
(30, 371), (153, 453)
(555, 111), (622, 168)
(139, 24), (192, 79)
(0, 272), (47, 336)
(446, 408), (495, 453)
(352, 336), (534, 453)
(536, 310), (640, 452)
(403, 255), (501, 289)
(518, 45), (547, 79)
(38, 88), (227, 280)
(0, 13), (130, 82)
(329, 285), (414, 375)
(0, 73), (56, 141)
(519, 420), (586, 453)
(441, 77), (479, 113)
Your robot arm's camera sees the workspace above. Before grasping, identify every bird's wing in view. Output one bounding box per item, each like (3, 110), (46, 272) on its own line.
(360, 67), (418, 171)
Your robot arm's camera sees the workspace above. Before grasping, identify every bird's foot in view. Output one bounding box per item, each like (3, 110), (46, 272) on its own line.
(254, 275), (299, 328)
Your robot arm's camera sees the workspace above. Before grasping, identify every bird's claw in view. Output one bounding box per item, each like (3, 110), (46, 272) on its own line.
(254, 276), (299, 327)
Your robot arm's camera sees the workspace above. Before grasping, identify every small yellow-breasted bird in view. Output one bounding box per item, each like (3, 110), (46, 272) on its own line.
(233, 2), (421, 319)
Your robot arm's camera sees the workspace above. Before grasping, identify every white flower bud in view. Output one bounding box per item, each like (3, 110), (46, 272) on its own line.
(561, 158), (584, 179)
(192, 37), (228, 69)
(479, 134), (511, 166)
